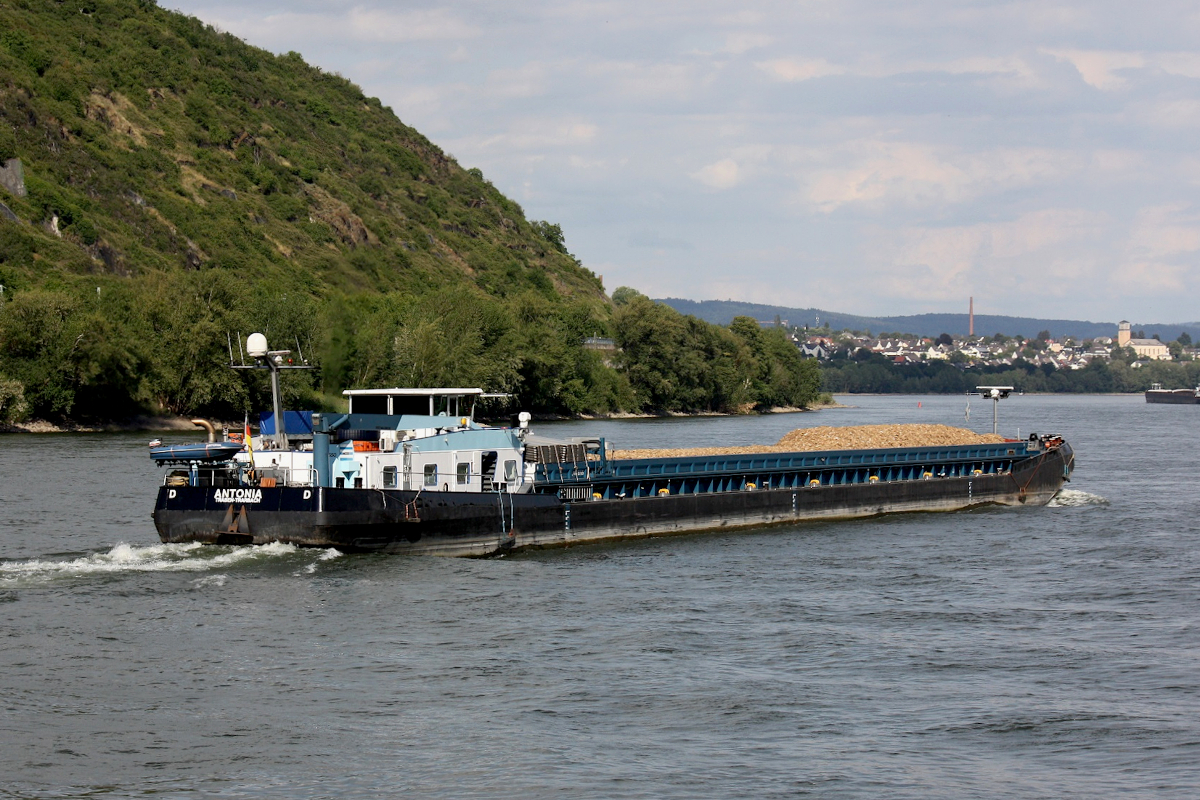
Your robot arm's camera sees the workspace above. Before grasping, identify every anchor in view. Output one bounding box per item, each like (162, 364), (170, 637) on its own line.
(215, 504), (254, 545)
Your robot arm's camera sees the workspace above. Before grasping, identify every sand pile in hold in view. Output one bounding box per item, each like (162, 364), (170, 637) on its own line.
(610, 424), (1006, 460)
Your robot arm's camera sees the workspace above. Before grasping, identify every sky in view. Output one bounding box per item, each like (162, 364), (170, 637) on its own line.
(163, 0), (1200, 324)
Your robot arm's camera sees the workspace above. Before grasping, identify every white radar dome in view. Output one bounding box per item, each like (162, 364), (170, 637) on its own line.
(246, 332), (269, 358)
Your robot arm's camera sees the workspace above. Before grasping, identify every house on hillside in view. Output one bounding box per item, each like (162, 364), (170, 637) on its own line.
(583, 337), (616, 352)
(583, 336), (618, 366)
(800, 341), (831, 359)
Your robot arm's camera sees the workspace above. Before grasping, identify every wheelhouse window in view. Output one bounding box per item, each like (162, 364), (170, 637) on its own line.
(349, 395), (387, 414)
(393, 396), (429, 416)
(423, 464), (437, 486)
(504, 460), (517, 481)
(382, 466), (397, 489)
(456, 462), (470, 485)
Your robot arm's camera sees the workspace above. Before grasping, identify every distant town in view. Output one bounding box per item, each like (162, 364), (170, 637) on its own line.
(780, 319), (1193, 369)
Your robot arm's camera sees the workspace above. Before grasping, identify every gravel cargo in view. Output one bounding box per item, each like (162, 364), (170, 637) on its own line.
(611, 424), (1006, 460)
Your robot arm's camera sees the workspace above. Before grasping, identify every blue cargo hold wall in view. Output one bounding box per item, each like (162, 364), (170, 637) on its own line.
(258, 411), (315, 436)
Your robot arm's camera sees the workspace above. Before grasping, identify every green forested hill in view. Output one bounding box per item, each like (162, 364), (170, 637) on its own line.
(0, 0), (819, 422)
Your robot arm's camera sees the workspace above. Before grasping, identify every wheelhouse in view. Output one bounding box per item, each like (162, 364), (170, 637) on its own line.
(343, 388), (486, 419)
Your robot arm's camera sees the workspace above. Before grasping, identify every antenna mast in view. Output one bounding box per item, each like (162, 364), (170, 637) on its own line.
(231, 333), (314, 450)
(975, 385), (1012, 435)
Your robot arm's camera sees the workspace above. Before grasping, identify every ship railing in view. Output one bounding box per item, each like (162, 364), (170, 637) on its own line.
(534, 461), (593, 483)
(577, 456), (1018, 500)
(254, 466), (315, 488)
(573, 443), (1027, 482)
(161, 465), (242, 488)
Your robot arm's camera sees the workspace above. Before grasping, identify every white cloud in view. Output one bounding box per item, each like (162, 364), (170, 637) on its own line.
(179, 6), (480, 51)
(628, 230), (694, 249)
(587, 60), (711, 102)
(1043, 49), (1146, 90)
(1112, 261), (1189, 297)
(872, 210), (1111, 305)
(756, 57), (844, 82)
(1127, 204), (1200, 259)
(345, 7), (481, 42)
(720, 32), (773, 55)
(448, 119), (599, 156)
(1158, 52), (1200, 79)
(1137, 98), (1200, 128)
(802, 144), (1072, 213)
(691, 158), (740, 189)
(756, 54), (1041, 87)
(483, 62), (555, 99)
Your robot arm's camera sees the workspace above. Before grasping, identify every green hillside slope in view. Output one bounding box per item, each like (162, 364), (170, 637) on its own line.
(0, 0), (601, 297)
(0, 0), (820, 422)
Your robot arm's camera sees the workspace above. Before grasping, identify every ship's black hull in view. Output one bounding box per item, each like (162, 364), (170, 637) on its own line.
(1145, 390), (1199, 404)
(153, 443), (1073, 556)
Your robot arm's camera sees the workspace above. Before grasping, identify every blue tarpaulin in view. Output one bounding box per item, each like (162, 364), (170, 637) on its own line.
(258, 410), (314, 436)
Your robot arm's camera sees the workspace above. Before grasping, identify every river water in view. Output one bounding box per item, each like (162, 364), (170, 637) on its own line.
(1, 395), (1196, 799)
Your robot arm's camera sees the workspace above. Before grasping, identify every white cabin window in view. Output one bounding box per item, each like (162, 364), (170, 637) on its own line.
(382, 466), (397, 489)
(456, 462), (470, 485)
(504, 460), (517, 481)
(423, 464), (437, 486)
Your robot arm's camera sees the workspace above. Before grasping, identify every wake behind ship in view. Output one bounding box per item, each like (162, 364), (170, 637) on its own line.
(150, 337), (1074, 556)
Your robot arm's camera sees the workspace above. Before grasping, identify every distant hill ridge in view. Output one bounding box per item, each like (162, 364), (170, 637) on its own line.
(657, 299), (1200, 342)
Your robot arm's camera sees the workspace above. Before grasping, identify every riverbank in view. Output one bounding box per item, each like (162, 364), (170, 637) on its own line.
(0, 416), (211, 434)
(2, 400), (847, 434)
(534, 397), (846, 421)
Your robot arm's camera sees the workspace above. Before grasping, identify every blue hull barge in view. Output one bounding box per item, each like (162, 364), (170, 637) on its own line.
(151, 393), (1074, 557)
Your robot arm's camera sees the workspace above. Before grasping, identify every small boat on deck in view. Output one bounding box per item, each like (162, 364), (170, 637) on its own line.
(150, 441), (245, 464)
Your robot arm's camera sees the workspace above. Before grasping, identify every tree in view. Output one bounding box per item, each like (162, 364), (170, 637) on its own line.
(1037, 329), (1051, 341)
(936, 333), (953, 346)
(0, 375), (27, 423)
(530, 220), (569, 255)
(611, 286), (643, 307)
(0, 287), (145, 419)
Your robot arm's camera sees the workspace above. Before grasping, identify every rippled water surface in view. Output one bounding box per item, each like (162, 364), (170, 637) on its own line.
(2, 395), (1197, 798)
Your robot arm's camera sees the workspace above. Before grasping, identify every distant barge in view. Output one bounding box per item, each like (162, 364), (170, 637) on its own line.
(150, 339), (1074, 556)
(1145, 384), (1200, 404)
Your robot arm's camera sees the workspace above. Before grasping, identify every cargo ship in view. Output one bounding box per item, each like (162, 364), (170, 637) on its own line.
(1145, 384), (1200, 404)
(150, 337), (1075, 556)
